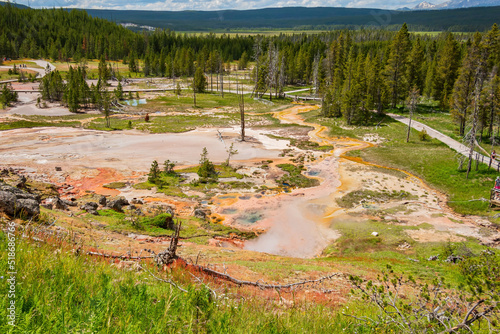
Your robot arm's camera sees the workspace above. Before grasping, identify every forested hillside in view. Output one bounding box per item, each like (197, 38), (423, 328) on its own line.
(83, 6), (500, 32)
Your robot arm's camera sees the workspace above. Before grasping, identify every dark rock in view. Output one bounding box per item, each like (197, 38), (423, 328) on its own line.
(445, 255), (463, 263)
(130, 198), (144, 205)
(193, 208), (209, 220)
(15, 175), (27, 189)
(46, 197), (67, 210)
(99, 195), (107, 206)
(107, 197), (129, 212)
(428, 255), (439, 261)
(41, 203), (53, 210)
(166, 207), (175, 218)
(61, 199), (77, 207)
(81, 202), (99, 215)
(127, 205), (136, 211)
(0, 182), (40, 218)
(162, 211), (175, 229)
(16, 199), (40, 217)
(55, 167), (62, 171)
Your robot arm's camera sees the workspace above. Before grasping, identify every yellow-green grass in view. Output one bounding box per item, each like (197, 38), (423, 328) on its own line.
(0, 229), (375, 333)
(305, 108), (499, 216)
(2, 59), (44, 69)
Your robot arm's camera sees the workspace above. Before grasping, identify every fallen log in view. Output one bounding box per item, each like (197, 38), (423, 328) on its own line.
(192, 265), (345, 290)
(86, 251), (154, 260)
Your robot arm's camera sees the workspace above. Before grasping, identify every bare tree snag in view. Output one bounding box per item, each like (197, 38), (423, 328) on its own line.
(191, 265), (344, 290)
(155, 221), (181, 268)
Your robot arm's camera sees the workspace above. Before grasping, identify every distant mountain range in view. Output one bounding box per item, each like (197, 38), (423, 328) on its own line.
(80, 6), (500, 31)
(0, 1), (29, 9)
(412, 0), (500, 10)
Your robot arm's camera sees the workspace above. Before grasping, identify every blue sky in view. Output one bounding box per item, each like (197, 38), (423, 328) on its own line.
(14, 0), (426, 11)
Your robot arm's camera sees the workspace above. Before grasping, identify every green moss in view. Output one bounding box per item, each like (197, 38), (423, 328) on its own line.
(103, 182), (127, 189)
(277, 163), (319, 188)
(336, 190), (418, 209)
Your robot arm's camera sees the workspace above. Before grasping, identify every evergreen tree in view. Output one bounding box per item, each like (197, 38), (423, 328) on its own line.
(407, 38), (425, 93)
(451, 33), (486, 137)
(98, 54), (111, 82)
(114, 82), (123, 101)
(238, 51), (249, 70)
(197, 147), (217, 181)
(0, 83), (18, 107)
(193, 66), (207, 94)
(148, 160), (161, 184)
(433, 33), (460, 108)
(480, 73), (500, 139)
(385, 23), (411, 108)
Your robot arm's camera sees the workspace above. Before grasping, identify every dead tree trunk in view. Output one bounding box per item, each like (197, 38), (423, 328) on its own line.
(155, 221), (182, 268)
(220, 59), (224, 98)
(237, 81), (245, 141)
(406, 87), (419, 143)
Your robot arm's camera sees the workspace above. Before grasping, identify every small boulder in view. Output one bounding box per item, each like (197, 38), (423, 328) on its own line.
(41, 203), (53, 210)
(130, 198), (144, 205)
(99, 195), (107, 206)
(0, 182), (40, 218)
(46, 197), (68, 211)
(64, 198), (77, 206)
(193, 208), (210, 220)
(371, 231), (379, 237)
(107, 197), (129, 212)
(81, 202), (99, 215)
(445, 255), (463, 263)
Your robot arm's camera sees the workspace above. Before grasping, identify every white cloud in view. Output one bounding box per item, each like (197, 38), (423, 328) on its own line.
(17, 0), (424, 11)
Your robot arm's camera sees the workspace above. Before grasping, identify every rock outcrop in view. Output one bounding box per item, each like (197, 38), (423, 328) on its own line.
(107, 197), (129, 212)
(81, 202), (99, 215)
(0, 182), (41, 218)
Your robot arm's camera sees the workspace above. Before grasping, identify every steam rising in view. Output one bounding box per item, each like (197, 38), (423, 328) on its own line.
(244, 202), (339, 258)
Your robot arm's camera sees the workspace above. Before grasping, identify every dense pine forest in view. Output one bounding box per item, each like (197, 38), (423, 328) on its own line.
(2, 3), (500, 139)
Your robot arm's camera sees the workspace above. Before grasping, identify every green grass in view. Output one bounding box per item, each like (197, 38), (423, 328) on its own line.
(102, 182), (127, 189)
(277, 163), (319, 188)
(0, 120), (81, 130)
(133, 166), (248, 198)
(2, 227), (495, 333)
(1, 229), (372, 333)
(95, 209), (240, 241)
(389, 102), (500, 156)
(178, 164), (245, 179)
(336, 190), (418, 209)
(266, 134), (333, 152)
(307, 109), (498, 215)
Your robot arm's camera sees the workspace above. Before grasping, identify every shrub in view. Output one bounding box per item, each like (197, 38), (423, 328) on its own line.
(418, 129), (431, 141)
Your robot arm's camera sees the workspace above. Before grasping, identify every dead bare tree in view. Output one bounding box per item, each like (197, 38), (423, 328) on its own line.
(192, 266), (344, 290)
(266, 42), (278, 101)
(219, 58), (224, 98)
(155, 221), (182, 268)
(251, 36), (262, 98)
(239, 88), (245, 141)
(466, 79), (485, 179)
(348, 255), (499, 334)
(278, 55), (286, 98)
(406, 87), (419, 143)
(312, 53), (320, 96)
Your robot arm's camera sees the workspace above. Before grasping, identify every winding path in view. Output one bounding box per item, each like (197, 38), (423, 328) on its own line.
(387, 113), (500, 170)
(0, 59), (55, 82)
